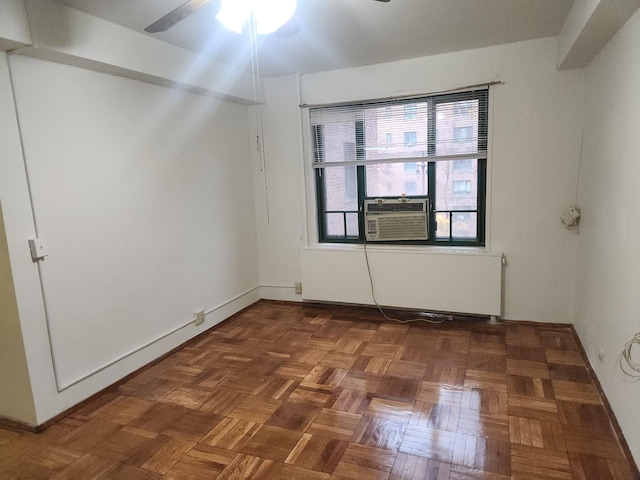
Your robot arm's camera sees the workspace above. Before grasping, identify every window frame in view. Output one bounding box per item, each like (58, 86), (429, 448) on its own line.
(312, 89), (488, 246)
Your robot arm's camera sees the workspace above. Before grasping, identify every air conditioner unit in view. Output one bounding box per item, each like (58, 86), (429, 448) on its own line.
(364, 198), (429, 241)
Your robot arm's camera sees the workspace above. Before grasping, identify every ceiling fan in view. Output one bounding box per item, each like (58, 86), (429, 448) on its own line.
(144, 0), (391, 34)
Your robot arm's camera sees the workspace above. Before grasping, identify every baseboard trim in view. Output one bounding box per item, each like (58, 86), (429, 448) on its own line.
(12, 298), (262, 433)
(569, 324), (640, 478)
(0, 416), (39, 433)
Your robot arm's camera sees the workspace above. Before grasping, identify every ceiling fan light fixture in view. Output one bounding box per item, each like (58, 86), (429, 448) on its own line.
(216, 0), (297, 35)
(254, 0), (297, 35)
(215, 0), (251, 34)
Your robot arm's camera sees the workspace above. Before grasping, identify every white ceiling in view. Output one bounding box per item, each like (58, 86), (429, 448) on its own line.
(53, 0), (575, 77)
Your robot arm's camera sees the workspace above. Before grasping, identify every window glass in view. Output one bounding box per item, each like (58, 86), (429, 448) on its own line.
(366, 163), (428, 197)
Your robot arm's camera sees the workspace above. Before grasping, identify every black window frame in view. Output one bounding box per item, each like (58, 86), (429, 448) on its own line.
(313, 89), (488, 246)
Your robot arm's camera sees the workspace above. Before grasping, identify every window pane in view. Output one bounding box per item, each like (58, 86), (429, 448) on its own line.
(346, 213), (359, 237)
(452, 212), (477, 238)
(435, 99), (479, 155)
(436, 211), (478, 240)
(365, 162), (428, 197)
(326, 213), (345, 237)
(364, 103), (429, 161)
(435, 160), (477, 211)
(315, 121), (356, 164)
(324, 166), (358, 211)
(435, 212), (450, 240)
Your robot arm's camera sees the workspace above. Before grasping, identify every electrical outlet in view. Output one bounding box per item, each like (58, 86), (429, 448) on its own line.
(294, 282), (302, 295)
(195, 310), (205, 326)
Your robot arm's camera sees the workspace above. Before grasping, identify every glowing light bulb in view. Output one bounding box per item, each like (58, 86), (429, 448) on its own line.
(254, 0), (296, 35)
(216, 0), (297, 35)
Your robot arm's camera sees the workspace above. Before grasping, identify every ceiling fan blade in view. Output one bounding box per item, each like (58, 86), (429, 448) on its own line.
(144, 0), (212, 33)
(275, 18), (301, 39)
(373, 0), (391, 2)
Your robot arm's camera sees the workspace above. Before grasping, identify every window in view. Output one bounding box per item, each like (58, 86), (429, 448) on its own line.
(404, 104), (417, 120)
(404, 131), (417, 147)
(453, 180), (471, 194)
(454, 159), (473, 170)
(310, 88), (488, 245)
(404, 182), (417, 195)
(453, 126), (473, 143)
(385, 133), (392, 144)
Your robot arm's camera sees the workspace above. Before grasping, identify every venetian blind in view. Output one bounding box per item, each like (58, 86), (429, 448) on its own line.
(309, 88), (488, 169)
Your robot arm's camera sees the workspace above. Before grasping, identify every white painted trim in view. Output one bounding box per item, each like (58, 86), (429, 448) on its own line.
(56, 286), (261, 391)
(260, 284), (303, 303)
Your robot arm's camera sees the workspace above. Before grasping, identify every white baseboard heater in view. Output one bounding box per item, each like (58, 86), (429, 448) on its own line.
(300, 247), (503, 317)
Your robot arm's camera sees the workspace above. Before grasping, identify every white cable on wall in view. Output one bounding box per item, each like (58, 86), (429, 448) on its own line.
(362, 238), (452, 325)
(618, 332), (640, 381)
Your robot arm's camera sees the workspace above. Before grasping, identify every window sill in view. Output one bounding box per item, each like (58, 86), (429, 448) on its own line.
(301, 243), (501, 257)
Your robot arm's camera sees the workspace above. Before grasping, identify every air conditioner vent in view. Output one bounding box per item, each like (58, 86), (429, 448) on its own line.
(364, 198), (428, 241)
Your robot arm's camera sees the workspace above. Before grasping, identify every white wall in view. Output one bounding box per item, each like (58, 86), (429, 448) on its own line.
(0, 54), (259, 424)
(256, 37), (584, 323)
(574, 9), (640, 461)
(251, 75), (306, 302)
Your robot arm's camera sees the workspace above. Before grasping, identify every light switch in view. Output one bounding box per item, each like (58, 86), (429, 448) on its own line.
(28, 238), (48, 260)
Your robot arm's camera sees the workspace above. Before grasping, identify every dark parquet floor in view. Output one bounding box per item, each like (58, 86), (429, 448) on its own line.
(0, 300), (637, 479)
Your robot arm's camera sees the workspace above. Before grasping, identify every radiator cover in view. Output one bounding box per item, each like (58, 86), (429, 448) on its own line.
(300, 247), (503, 317)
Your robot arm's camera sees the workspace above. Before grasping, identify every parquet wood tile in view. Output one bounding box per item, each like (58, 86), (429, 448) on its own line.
(549, 363), (593, 384)
(390, 453), (451, 480)
(240, 425), (303, 462)
(2, 301), (637, 480)
(365, 397), (414, 423)
(326, 388), (372, 414)
(49, 453), (117, 480)
(386, 359), (427, 379)
(251, 376), (298, 401)
(161, 409), (224, 443)
(376, 376), (422, 403)
(94, 397), (154, 426)
(200, 417), (258, 451)
(133, 434), (195, 474)
(399, 425), (457, 461)
(353, 415), (407, 451)
(270, 462), (332, 480)
(417, 382), (463, 407)
(285, 433), (348, 473)
(410, 401), (461, 433)
(106, 464), (164, 479)
(315, 350), (359, 371)
(456, 411), (509, 442)
(362, 343), (401, 358)
(463, 370), (507, 392)
(423, 363), (466, 387)
(227, 395), (282, 423)
(339, 370), (382, 393)
(288, 385), (334, 406)
(162, 443), (236, 479)
(214, 453), (276, 480)
(306, 408), (362, 441)
(266, 401), (321, 432)
(506, 358), (551, 379)
(333, 442), (397, 479)
(552, 379), (602, 405)
(198, 388), (247, 416)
